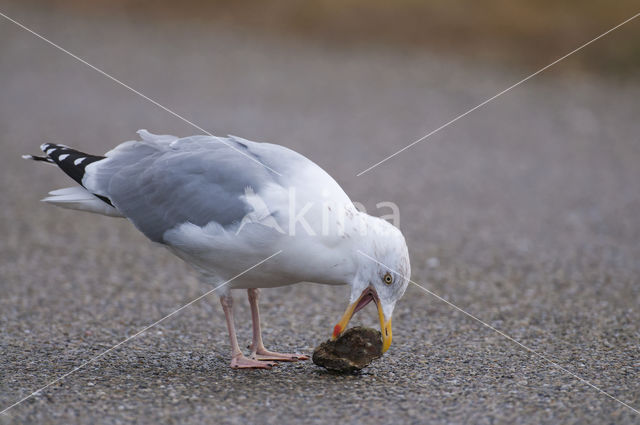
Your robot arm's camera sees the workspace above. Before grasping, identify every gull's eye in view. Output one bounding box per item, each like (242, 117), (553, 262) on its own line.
(383, 272), (393, 285)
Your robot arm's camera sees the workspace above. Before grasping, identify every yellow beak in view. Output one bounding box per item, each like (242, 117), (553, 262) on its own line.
(332, 289), (393, 353)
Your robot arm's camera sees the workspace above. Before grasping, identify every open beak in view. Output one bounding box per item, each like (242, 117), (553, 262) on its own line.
(332, 287), (393, 353)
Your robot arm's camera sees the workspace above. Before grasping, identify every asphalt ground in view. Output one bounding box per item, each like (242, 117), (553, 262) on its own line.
(1, 4), (639, 424)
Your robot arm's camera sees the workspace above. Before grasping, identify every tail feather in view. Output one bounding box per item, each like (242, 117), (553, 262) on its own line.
(42, 186), (123, 217)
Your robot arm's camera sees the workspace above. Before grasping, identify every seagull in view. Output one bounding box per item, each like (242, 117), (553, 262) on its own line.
(24, 130), (411, 369)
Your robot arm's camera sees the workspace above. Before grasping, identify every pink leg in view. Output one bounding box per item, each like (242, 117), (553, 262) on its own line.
(247, 288), (309, 361)
(219, 293), (276, 369)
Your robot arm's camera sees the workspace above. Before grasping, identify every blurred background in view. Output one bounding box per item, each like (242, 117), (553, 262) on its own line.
(14, 0), (640, 76)
(1, 1), (639, 424)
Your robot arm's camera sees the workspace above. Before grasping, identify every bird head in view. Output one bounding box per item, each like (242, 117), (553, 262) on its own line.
(332, 217), (410, 353)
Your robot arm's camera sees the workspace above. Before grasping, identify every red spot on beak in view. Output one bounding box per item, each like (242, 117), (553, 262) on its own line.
(333, 324), (342, 338)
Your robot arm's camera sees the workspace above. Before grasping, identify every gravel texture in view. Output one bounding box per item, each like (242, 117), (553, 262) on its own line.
(1, 4), (639, 425)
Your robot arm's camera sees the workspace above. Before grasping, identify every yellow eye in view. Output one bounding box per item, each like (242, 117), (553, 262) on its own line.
(383, 272), (393, 285)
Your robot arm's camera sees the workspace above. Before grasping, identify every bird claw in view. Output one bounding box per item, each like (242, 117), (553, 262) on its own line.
(251, 349), (309, 362)
(230, 355), (277, 369)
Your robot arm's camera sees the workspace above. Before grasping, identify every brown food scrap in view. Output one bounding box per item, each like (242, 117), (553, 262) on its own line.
(312, 326), (383, 373)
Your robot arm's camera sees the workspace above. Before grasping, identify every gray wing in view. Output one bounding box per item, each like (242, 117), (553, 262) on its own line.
(83, 130), (307, 242)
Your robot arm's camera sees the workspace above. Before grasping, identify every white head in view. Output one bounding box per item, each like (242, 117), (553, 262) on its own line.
(333, 215), (411, 353)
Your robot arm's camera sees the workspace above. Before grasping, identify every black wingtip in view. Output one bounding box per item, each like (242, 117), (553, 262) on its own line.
(22, 154), (55, 163)
(28, 143), (114, 207)
(35, 143), (105, 186)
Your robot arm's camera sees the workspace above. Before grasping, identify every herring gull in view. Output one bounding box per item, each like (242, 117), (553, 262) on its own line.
(24, 130), (411, 369)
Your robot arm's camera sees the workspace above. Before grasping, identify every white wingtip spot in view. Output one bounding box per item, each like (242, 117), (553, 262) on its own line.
(22, 155), (33, 160)
(58, 154), (70, 161)
(74, 157), (86, 165)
